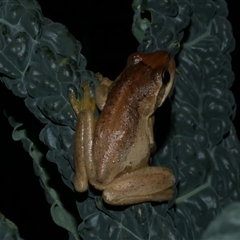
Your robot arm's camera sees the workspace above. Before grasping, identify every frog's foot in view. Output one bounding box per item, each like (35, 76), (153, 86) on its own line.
(102, 167), (175, 205)
(95, 72), (113, 87)
(69, 84), (96, 116)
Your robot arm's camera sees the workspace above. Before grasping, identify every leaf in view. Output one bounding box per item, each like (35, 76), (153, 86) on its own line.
(50, 202), (79, 240)
(134, 0), (239, 239)
(9, 117), (80, 240)
(79, 200), (183, 240)
(0, 212), (24, 240)
(132, 0), (192, 54)
(0, 0), (96, 238)
(201, 202), (240, 240)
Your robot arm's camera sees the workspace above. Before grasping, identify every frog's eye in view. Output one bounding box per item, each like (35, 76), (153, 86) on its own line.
(162, 69), (171, 85)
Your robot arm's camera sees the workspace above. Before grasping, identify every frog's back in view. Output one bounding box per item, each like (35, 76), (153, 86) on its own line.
(93, 64), (155, 184)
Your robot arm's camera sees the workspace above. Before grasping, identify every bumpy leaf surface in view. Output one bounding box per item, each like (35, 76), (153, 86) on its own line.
(201, 202), (240, 240)
(133, 0), (239, 239)
(0, 0), (98, 192)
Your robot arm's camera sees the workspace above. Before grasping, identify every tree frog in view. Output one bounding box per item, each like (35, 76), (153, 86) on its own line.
(69, 50), (176, 205)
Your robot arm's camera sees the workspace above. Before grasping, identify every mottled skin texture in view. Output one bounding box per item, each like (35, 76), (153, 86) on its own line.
(69, 51), (176, 205)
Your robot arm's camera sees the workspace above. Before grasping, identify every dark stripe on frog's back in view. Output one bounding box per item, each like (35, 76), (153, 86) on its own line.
(93, 61), (157, 179)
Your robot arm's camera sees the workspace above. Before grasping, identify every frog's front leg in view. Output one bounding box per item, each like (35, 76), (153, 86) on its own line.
(69, 84), (96, 192)
(147, 116), (156, 152)
(95, 72), (115, 110)
(103, 166), (176, 205)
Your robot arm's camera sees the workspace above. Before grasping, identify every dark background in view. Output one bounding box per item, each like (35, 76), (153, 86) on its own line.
(0, 1), (238, 239)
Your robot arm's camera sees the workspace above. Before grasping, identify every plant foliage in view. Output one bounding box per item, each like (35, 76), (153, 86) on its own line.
(0, 212), (23, 240)
(201, 202), (240, 240)
(0, 0), (239, 239)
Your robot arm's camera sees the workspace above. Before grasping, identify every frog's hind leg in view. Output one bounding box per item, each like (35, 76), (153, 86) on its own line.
(69, 84), (96, 192)
(103, 167), (175, 205)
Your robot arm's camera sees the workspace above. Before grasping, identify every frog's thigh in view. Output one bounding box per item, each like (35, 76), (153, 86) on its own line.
(102, 167), (175, 205)
(69, 84), (96, 192)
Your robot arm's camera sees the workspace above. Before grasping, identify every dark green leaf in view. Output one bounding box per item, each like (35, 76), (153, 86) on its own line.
(0, 212), (24, 240)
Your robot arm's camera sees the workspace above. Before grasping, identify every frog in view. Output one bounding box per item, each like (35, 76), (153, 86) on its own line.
(69, 50), (176, 205)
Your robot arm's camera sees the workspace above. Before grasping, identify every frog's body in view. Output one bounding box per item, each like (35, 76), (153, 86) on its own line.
(69, 51), (176, 205)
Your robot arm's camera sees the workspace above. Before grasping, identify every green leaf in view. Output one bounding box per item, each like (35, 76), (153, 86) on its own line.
(79, 200), (183, 240)
(201, 202), (240, 240)
(133, 0), (239, 239)
(50, 202), (80, 240)
(9, 118), (80, 240)
(0, 212), (24, 240)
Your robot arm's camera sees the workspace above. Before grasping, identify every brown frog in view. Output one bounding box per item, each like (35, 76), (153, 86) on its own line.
(69, 50), (176, 205)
